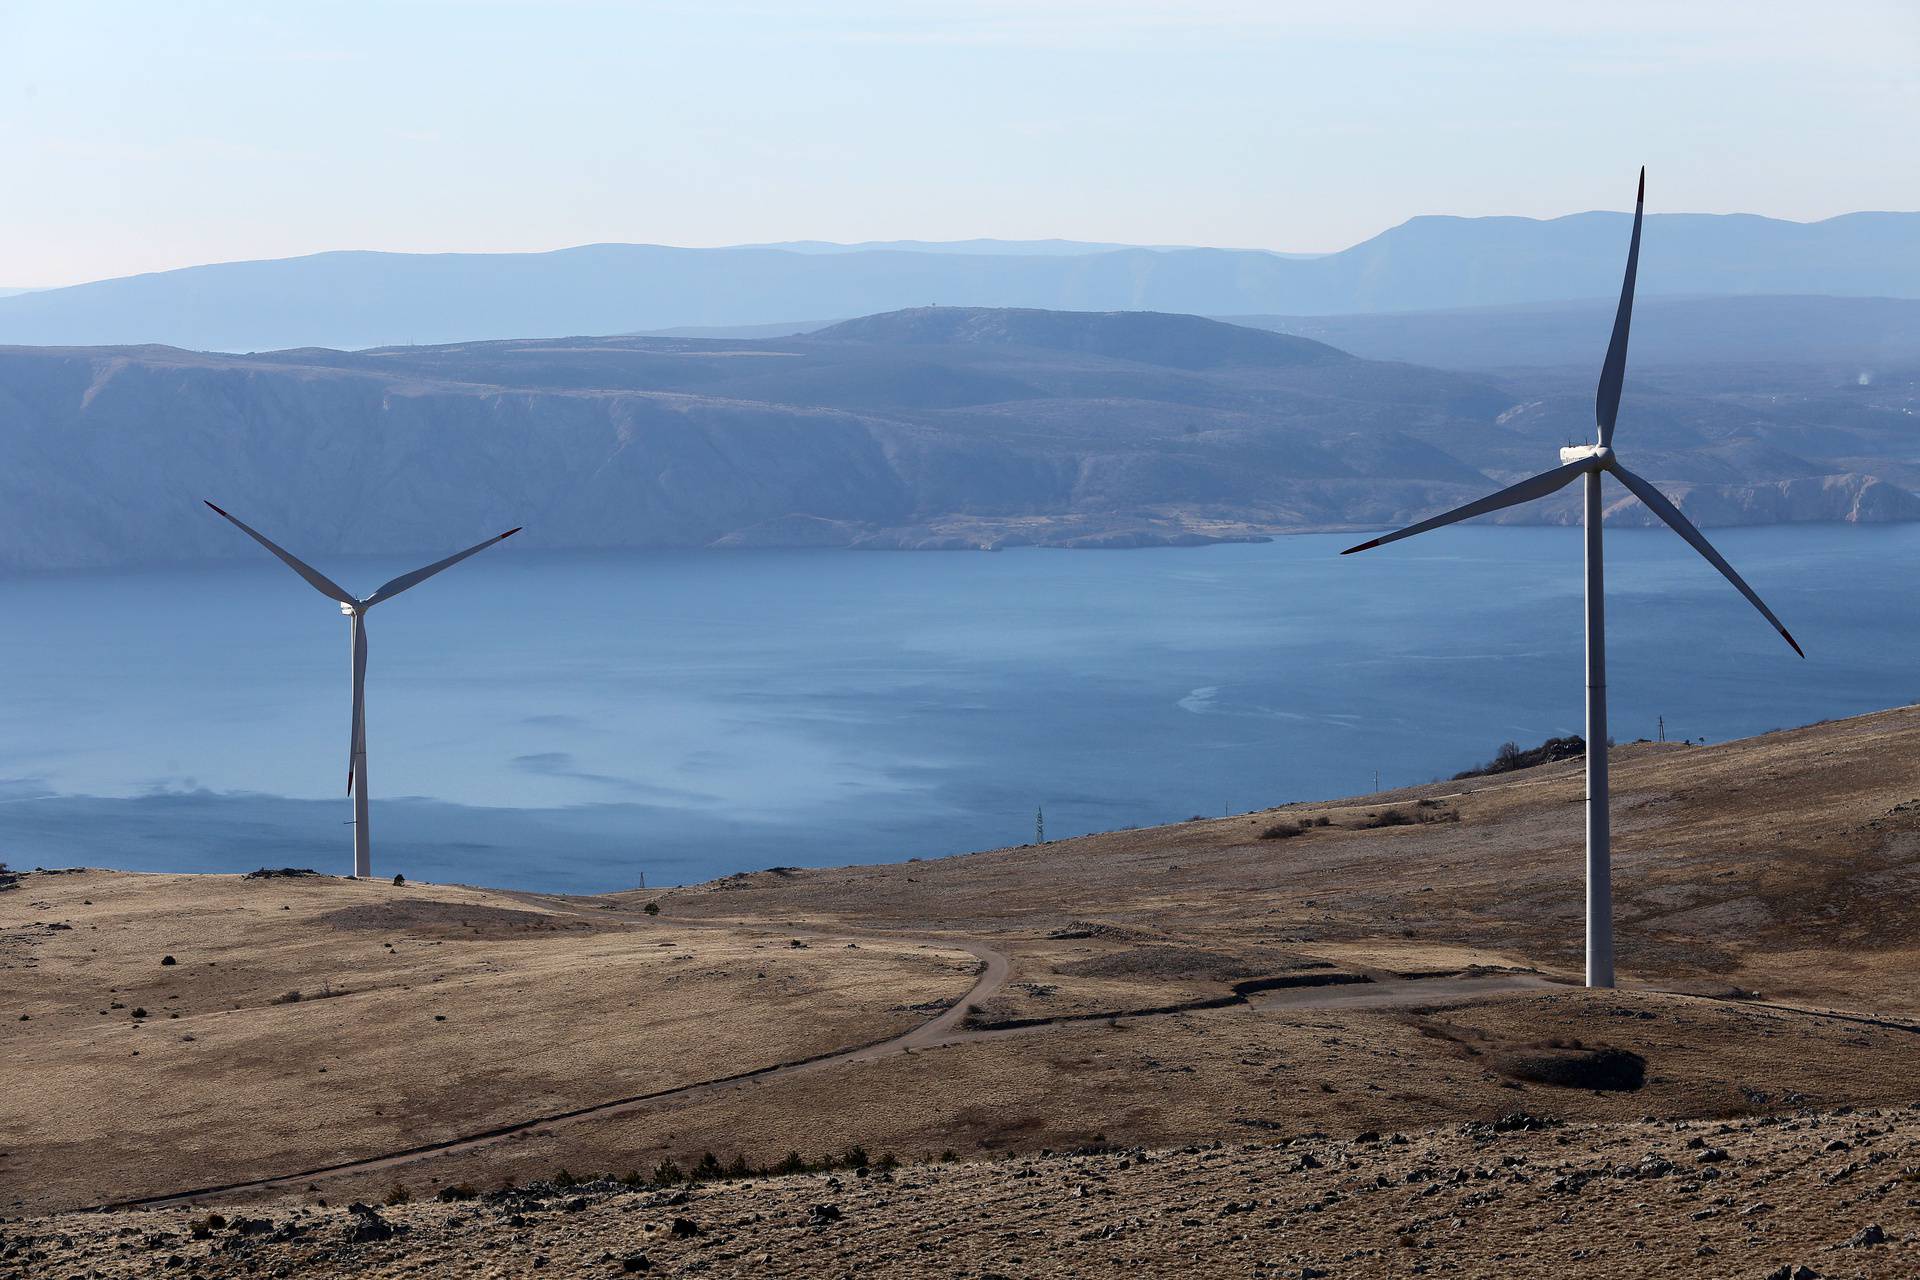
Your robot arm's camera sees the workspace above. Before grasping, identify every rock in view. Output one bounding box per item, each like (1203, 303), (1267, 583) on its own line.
(669, 1217), (702, 1238)
(620, 1254), (652, 1273)
(342, 1205), (394, 1244)
(807, 1204), (842, 1227)
(1840, 1224), (1885, 1248)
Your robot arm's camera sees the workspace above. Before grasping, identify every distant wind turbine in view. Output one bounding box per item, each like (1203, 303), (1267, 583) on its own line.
(204, 502), (522, 878)
(1339, 170), (1801, 988)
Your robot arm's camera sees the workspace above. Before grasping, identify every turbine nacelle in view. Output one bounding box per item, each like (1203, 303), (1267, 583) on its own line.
(1558, 444), (1613, 467)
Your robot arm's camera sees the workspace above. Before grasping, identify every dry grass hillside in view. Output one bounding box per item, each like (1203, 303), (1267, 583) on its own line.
(4, 705), (1920, 1275)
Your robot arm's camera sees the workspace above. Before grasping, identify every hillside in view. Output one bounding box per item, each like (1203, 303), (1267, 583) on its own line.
(4, 704), (1920, 1274)
(2, 210), (1916, 351)
(1233, 294), (1920, 371)
(0, 307), (1915, 571)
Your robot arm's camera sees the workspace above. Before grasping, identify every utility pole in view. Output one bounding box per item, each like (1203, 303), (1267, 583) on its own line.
(1373, 769), (1379, 793)
(1035, 806), (1045, 844)
(1657, 715), (1665, 743)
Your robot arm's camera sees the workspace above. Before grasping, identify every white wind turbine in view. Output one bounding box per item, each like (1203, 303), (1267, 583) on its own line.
(204, 502), (521, 878)
(1340, 170), (1801, 988)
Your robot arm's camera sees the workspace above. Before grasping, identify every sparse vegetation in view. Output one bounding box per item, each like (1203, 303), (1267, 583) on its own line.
(642, 902), (660, 916)
(1359, 808), (1414, 828)
(383, 1184), (412, 1206)
(1259, 821), (1303, 839)
(1454, 735), (1584, 780)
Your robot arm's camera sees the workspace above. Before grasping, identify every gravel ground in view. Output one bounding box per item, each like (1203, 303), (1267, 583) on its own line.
(10, 1105), (1918, 1278)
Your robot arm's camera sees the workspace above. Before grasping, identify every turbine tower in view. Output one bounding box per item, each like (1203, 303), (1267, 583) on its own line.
(204, 502), (521, 878)
(1339, 170), (1801, 989)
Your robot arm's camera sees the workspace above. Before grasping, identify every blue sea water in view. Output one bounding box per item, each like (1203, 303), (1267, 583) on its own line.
(0, 524), (1911, 892)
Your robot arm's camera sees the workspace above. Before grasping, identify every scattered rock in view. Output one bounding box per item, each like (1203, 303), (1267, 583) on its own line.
(342, 1205), (394, 1244)
(1839, 1223), (1885, 1248)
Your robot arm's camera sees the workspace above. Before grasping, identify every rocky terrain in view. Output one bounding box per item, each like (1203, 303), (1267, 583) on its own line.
(9, 1107), (1917, 1278)
(0, 307), (1914, 570)
(3, 705), (1920, 1274)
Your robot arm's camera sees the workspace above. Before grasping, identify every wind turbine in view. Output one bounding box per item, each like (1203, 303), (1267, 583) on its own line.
(1339, 170), (1801, 989)
(204, 502), (521, 878)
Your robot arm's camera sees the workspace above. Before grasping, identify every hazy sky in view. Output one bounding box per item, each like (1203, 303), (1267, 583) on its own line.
(4, 1), (1916, 287)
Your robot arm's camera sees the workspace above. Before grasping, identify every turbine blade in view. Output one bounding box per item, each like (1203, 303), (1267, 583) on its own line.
(203, 501), (358, 607)
(348, 617), (368, 793)
(1609, 462), (1803, 657)
(1340, 459), (1590, 555)
(362, 527), (522, 608)
(1595, 167), (1645, 448)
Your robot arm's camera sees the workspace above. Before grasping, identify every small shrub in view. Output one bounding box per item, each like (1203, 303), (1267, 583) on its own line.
(618, 1169), (647, 1188)
(383, 1184), (411, 1206)
(273, 990), (303, 1005)
(939, 1149), (957, 1163)
(650, 1157), (685, 1186)
(840, 1144), (871, 1170)
(552, 1168), (578, 1189)
(392, 873), (405, 886)
(642, 902), (660, 916)
(130, 1007), (148, 1018)
(435, 1183), (478, 1202)
(724, 1154), (752, 1178)
(161, 955), (176, 966)
(692, 1151), (724, 1181)
(875, 1152), (900, 1172)
(1360, 809), (1414, 828)
(774, 1151), (809, 1175)
(1259, 822), (1302, 840)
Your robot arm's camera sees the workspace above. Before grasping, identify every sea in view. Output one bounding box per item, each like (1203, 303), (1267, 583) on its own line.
(1, 523), (1911, 893)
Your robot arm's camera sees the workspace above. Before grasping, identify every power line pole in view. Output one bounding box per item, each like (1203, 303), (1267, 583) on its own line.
(1035, 806), (1045, 844)
(1657, 714), (1665, 743)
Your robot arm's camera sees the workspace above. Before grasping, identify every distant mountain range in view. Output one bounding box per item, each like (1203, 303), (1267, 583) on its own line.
(1, 306), (1913, 571)
(2, 210), (1915, 352)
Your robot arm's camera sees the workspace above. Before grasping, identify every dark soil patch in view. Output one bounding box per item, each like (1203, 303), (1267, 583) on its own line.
(1497, 1047), (1647, 1091)
(316, 899), (587, 938)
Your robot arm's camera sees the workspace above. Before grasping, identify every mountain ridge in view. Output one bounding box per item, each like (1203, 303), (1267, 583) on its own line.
(4, 209), (1917, 352)
(0, 306), (1914, 571)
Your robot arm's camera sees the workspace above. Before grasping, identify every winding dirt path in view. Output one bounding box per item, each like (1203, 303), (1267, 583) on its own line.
(96, 929), (1558, 1211)
(107, 931), (1008, 1210)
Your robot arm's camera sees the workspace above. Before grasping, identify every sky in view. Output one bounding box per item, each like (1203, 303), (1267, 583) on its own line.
(3, 0), (1916, 288)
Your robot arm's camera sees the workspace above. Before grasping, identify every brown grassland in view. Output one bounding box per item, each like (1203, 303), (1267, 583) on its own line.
(4, 704), (1920, 1276)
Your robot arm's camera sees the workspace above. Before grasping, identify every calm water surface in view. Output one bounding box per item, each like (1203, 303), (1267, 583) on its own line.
(0, 525), (1911, 891)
